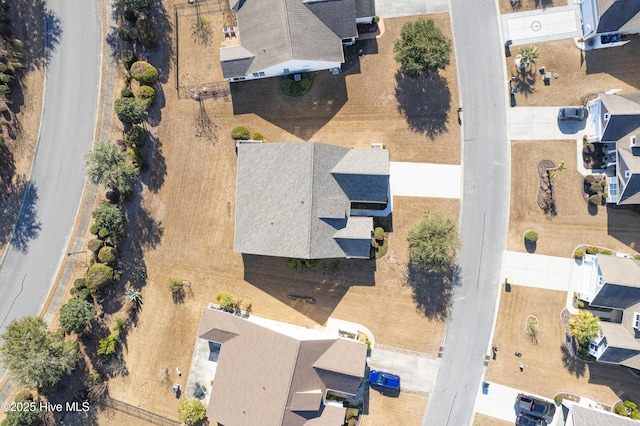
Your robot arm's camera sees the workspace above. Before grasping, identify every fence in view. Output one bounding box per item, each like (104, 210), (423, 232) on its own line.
(104, 397), (181, 426)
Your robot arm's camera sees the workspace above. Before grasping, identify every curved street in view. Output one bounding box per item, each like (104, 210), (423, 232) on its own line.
(423, 0), (510, 424)
(0, 0), (101, 378)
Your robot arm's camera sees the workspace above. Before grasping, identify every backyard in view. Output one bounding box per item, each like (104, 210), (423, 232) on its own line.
(486, 285), (640, 405)
(95, 4), (462, 422)
(508, 139), (640, 257)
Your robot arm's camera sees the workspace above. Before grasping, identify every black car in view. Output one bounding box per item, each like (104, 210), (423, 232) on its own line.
(515, 394), (556, 422)
(516, 412), (547, 426)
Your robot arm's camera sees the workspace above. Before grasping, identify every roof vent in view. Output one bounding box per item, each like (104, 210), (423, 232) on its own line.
(631, 135), (639, 148)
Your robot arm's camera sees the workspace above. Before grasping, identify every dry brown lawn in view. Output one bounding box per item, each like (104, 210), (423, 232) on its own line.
(486, 285), (640, 404)
(101, 6), (461, 421)
(498, 0), (564, 15)
(508, 140), (640, 257)
(473, 413), (513, 426)
(360, 392), (427, 426)
(507, 37), (640, 107)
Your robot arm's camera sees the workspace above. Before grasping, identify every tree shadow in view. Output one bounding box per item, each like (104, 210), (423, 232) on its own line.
(7, 0), (48, 71)
(395, 70), (450, 140)
(407, 264), (460, 321)
(530, 0), (554, 9)
(588, 203), (598, 216)
(172, 289), (185, 304)
(9, 180), (41, 253)
(146, 83), (165, 127)
(43, 6), (63, 64)
(194, 98), (218, 144)
(524, 239), (536, 253)
(143, 132), (167, 193)
(231, 71), (348, 141)
(510, 67), (537, 97)
(560, 342), (587, 378)
(242, 254), (375, 325)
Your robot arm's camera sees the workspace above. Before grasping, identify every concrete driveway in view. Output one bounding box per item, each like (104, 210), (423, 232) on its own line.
(500, 251), (584, 292)
(375, 0), (448, 18)
(509, 107), (587, 140)
(501, 5), (581, 46)
(367, 344), (438, 395)
(390, 162), (461, 199)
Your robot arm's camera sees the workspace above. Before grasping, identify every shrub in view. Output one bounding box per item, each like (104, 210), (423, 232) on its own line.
(90, 223), (99, 235)
(135, 19), (158, 45)
(589, 194), (602, 205)
(125, 125), (147, 146)
(0, 73), (12, 84)
(77, 288), (92, 301)
(252, 132), (264, 140)
(121, 87), (134, 98)
(74, 278), (87, 291)
(584, 155), (592, 163)
(88, 370), (103, 385)
(166, 277), (183, 293)
(178, 399), (206, 426)
(635, 254), (640, 260)
(287, 258), (303, 271)
(304, 259), (321, 269)
(231, 126), (250, 140)
(113, 317), (125, 333)
(583, 143), (595, 154)
(97, 333), (119, 359)
(554, 394), (563, 403)
(124, 0), (153, 11)
(578, 300), (585, 308)
(241, 300), (252, 313)
(601, 249), (613, 255)
(98, 246), (118, 264)
(117, 27), (130, 41)
(114, 97), (148, 124)
(86, 263), (115, 294)
(216, 292), (237, 311)
(98, 228), (110, 239)
(586, 246), (599, 255)
(589, 182), (602, 194)
(584, 175), (596, 185)
(129, 61), (158, 84)
(524, 230), (538, 242)
(59, 298), (96, 334)
(137, 85), (155, 108)
(0, 84), (10, 94)
(128, 27), (139, 41)
(127, 146), (145, 169)
(574, 249), (585, 259)
(88, 239), (103, 253)
(123, 8), (137, 21)
(14, 390), (33, 402)
(602, 192), (608, 202)
(374, 227), (385, 241)
(120, 49), (135, 67)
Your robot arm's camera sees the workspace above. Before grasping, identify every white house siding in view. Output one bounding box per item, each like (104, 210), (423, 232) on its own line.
(227, 59), (342, 82)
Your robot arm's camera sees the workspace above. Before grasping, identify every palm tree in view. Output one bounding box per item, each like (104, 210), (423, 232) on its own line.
(515, 46), (540, 70)
(568, 310), (601, 346)
(125, 287), (142, 306)
(549, 160), (567, 179)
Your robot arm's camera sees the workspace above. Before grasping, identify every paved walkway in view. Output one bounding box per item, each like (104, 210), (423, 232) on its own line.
(367, 344), (438, 395)
(390, 162), (461, 199)
(500, 251), (584, 293)
(509, 107), (587, 140)
(501, 4), (581, 46)
(375, 0), (448, 18)
(474, 381), (563, 425)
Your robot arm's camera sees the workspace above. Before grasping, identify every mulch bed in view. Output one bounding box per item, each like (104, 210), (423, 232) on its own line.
(537, 160), (555, 211)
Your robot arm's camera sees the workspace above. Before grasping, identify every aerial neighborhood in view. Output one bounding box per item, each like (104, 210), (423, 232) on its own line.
(1, 0), (640, 425)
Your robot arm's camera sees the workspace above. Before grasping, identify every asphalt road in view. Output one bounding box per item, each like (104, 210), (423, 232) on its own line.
(0, 0), (101, 377)
(422, 1), (511, 425)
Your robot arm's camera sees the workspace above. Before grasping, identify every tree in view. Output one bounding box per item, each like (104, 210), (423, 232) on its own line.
(515, 46), (539, 70)
(407, 212), (460, 273)
(0, 317), (78, 389)
(92, 203), (124, 238)
(125, 287), (142, 305)
(166, 276), (183, 293)
(393, 18), (452, 78)
(86, 263), (115, 294)
(548, 160), (567, 179)
(85, 141), (139, 193)
(124, 0), (153, 11)
(59, 298), (96, 334)
(178, 399), (206, 426)
(1, 391), (45, 426)
(114, 97), (148, 124)
(568, 311), (601, 346)
(129, 61), (158, 84)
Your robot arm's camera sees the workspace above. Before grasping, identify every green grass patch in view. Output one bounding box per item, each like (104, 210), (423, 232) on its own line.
(280, 73), (313, 97)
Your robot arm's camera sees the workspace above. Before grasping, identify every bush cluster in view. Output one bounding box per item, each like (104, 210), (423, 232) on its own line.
(574, 249), (585, 259)
(524, 230), (539, 242)
(216, 292), (237, 311)
(585, 246), (599, 255)
(137, 85), (155, 108)
(231, 125), (251, 140)
(130, 61), (158, 84)
(584, 175), (607, 205)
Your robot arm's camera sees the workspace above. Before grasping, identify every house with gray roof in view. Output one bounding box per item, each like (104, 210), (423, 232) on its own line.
(567, 404), (639, 426)
(585, 92), (640, 204)
(579, 254), (640, 369)
(197, 307), (367, 426)
(234, 142), (390, 260)
(580, 0), (640, 48)
(221, 0), (376, 82)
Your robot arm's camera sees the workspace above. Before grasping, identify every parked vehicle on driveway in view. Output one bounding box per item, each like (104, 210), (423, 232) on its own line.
(516, 412), (547, 426)
(368, 370), (400, 390)
(558, 107), (588, 121)
(515, 394), (556, 422)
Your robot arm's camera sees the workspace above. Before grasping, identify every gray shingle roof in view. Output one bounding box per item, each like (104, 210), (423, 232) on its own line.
(354, 0), (375, 18)
(222, 0), (354, 79)
(571, 404), (639, 425)
(600, 94), (640, 142)
(220, 46), (255, 78)
(597, 254), (640, 288)
(197, 308), (366, 426)
(234, 142), (389, 259)
(596, 0), (640, 34)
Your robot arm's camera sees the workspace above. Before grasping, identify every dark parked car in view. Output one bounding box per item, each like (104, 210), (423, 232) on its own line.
(558, 107), (588, 121)
(516, 413), (547, 426)
(516, 394), (556, 422)
(368, 370), (400, 390)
